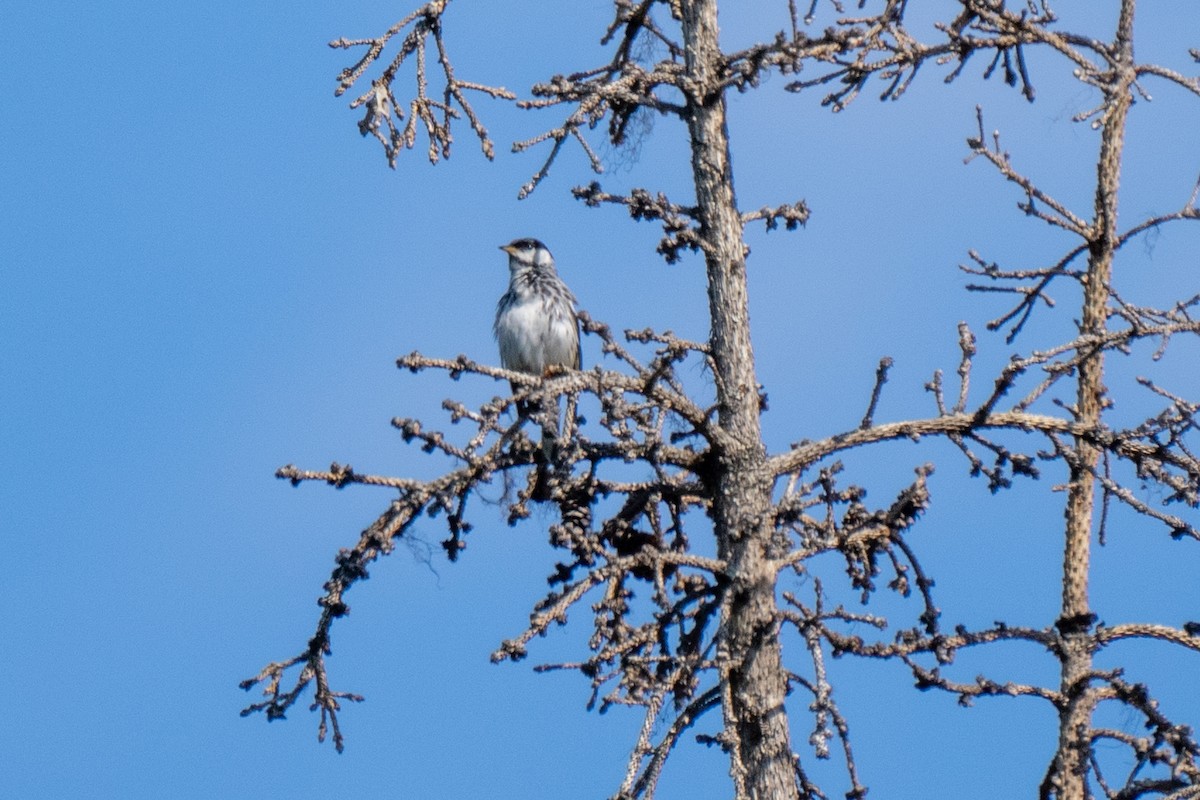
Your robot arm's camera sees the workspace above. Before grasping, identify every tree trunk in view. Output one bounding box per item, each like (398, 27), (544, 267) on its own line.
(1050, 2), (1135, 798)
(678, 1), (797, 797)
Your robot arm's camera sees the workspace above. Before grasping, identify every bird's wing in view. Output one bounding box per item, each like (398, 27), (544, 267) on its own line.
(573, 311), (582, 370)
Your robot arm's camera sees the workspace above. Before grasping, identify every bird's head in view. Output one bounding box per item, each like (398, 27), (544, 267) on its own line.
(500, 238), (555, 273)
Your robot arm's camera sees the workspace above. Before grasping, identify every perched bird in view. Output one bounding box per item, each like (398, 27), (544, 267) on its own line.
(494, 238), (581, 493)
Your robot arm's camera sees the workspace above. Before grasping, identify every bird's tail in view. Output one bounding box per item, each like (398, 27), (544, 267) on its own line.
(530, 398), (561, 502)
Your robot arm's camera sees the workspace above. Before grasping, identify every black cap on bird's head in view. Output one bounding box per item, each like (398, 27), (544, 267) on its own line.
(500, 237), (549, 256)
(500, 238), (555, 270)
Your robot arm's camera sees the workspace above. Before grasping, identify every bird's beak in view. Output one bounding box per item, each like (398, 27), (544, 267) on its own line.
(499, 244), (517, 256)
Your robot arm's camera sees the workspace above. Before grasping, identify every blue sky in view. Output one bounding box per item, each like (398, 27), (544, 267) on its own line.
(4, 2), (1198, 798)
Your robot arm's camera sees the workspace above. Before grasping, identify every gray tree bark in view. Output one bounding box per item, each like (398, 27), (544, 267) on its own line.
(1050, 3), (1136, 797)
(679, 2), (797, 797)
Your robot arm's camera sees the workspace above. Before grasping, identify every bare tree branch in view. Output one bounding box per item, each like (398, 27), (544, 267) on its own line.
(248, 2), (1200, 797)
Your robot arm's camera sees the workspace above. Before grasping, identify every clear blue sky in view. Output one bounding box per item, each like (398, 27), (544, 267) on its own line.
(4, 2), (1198, 798)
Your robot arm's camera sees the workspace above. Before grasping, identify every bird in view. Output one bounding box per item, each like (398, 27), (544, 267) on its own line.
(494, 238), (581, 495)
